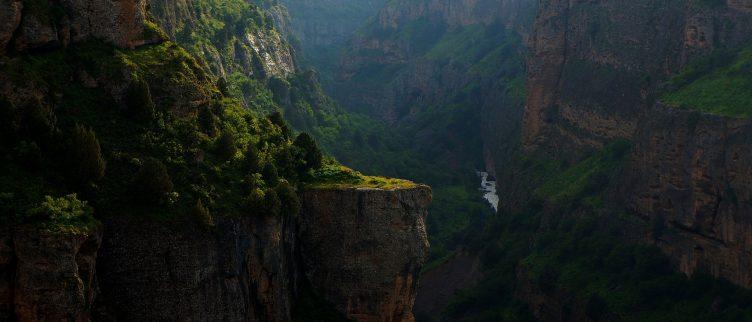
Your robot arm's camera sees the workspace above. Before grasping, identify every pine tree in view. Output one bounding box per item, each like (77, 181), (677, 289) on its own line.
(133, 158), (173, 205)
(191, 199), (213, 227)
(244, 143), (261, 173)
(262, 163), (279, 186)
(126, 78), (156, 120)
(216, 131), (237, 160)
(275, 181), (300, 217)
(293, 132), (323, 174)
(67, 124), (106, 186)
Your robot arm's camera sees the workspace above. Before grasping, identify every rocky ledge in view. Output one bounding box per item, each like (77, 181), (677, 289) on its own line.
(299, 186), (432, 322)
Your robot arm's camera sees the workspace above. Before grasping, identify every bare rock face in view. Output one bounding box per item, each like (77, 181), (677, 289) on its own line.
(0, 226), (102, 321)
(623, 105), (752, 288)
(522, 0), (752, 158)
(148, 0), (296, 80)
(517, 0), (752, 289)
(1, 0), (158, 53)
(94, 216), (296, 321)
(0, 0), (23, 53)
(299, 186), (431, 322)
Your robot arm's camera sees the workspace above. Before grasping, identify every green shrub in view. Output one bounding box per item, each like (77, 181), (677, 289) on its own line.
(126, 78), (156, 120)
(66, 124), (106, 186)
(217, 77), (230, 96)
(245, 187), (265, 215)
(191, 199), (213, 227)
(216, 131), (237, 160)
(268, 111), (291, 139)
(244, 144), (261, 173)
(262, 188), (281, 217)
(28, 194), (92, 221)
(262, 163), (279, 186)
(199, 105), (217, 136)
(133, 158), (173, 205)
(275, 181), (300, 217)
(293, 132), (323, 175)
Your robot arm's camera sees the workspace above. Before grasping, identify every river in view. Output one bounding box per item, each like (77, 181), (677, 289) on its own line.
(477, 171), (499, 212)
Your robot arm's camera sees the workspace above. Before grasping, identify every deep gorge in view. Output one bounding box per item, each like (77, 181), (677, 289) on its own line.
(3, 0), (752, 321)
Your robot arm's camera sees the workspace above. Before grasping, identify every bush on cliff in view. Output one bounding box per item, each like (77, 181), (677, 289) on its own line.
(126, 78), (156, 120)
(132, 158), (173, 205)
(293, 132), (323, 176)
(191, 199), (214, 228)
(65, 124), (106, 186)
(275, 181), (300, 217)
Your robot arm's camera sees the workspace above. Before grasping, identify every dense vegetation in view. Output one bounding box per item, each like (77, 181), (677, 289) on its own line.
(663, 46), (752, 118)
(0, 38), (325, 230)
(430, 142), (752, 322)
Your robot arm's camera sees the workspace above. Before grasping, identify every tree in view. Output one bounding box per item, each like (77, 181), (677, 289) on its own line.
(216, 131), (236, 160)
(245, 188), (265, 215)
(262, 188), (281, 217)
(268, 111), (291, 139)
(275, 181), (300, 217)
(66, 124), (106, 186)
(262, 163), (279, 186)
(244, 144), (261, 173)
(126, 78), (156, 120)
(191, 199), (213, 228)
(199, 105), (217, 136)
(293, 132), (323, 174)
(216, 77), (230, 97)
(133, 158), (173, 205)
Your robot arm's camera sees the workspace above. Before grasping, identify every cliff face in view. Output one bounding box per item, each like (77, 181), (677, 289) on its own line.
(0, 226), (102, 321)
(337, 0), (536, 120)
(299, 186), (431, 322)
(523, 0), (752, 156)
(518, 0), (752, 288)
(623, 105), (752, 287)
(148, 0), (295, 80)
(94, 216), (296, 321)
(279, 0), (385, 69)
(0, 0), (160, 54)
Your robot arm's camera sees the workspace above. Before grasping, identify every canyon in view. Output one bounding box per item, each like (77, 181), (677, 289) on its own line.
(3, 0), (752, 320)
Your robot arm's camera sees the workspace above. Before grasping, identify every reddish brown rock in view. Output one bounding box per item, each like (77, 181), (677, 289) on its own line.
(299, 186), (431, 322)
(0, 226), (102, 321)
(0, 0), (22, 53)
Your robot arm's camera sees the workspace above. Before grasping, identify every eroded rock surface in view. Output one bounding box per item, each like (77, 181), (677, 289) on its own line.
(299, 186), (432, 322)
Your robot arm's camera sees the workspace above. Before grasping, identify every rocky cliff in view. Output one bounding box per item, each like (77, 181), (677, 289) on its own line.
(0, 0), (161, 54)
(149, 0), (295, 80)
(0, 226), (101, 321)
(299, 186), (431, 322)
(523, 0), (752, 157)
(0, 1), (432, 321)
(337, 0), (536, 120)
(518, 0), (752, 288)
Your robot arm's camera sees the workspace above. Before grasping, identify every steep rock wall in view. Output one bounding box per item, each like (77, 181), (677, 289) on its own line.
(0, 226), (102, 321)
(523, 0), (752, 156)
(0, 0), (159, 54)
(518, 0), (752, 289)
(623, 105), (752, 287)
(93, 216), (296, 321)
(148, 0), (295, 79)
(299, 186), (431, 322)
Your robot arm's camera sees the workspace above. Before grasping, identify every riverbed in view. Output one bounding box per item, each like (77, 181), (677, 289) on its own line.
(477, 171), (499, 212)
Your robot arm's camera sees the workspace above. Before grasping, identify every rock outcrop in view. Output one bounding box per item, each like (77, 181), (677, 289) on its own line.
(523, 0), (752, 157)
(148, 0), (295, 79)
(94, 216), (296, 321)
(517, 0), (752, 288)
(623, 104), (752, 287)
(0, 226), (102, 321)
(299, 186), (431, 322)
(0, 0), (160, 54)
